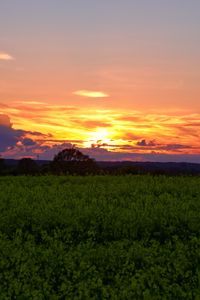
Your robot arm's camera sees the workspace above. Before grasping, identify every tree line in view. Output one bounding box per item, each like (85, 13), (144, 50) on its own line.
(1, 148), (199, 176)
(0, 148), (100, 176)
(0, 147), (150, 176)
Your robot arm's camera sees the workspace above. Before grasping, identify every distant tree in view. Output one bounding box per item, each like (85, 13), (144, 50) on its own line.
(54, 148), (91, 162)
(52, 148), (98, 175)
(17, 158), (39, 175)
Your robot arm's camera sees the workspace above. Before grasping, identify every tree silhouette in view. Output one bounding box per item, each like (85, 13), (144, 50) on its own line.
(53, 148), (91, 162)
(52, 148), (98, 175)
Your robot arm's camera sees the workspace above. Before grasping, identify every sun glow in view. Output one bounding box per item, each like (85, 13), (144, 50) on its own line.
(83, 128), (111, 147)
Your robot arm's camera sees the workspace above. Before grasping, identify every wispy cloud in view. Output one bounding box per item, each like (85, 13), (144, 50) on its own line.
(15, 101), (47, 105)
(73, 90), (109, 98)
(0, 52), (14, 61)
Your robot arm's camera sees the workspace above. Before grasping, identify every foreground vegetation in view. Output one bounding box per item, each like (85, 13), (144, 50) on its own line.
(0, 175), (200, 299)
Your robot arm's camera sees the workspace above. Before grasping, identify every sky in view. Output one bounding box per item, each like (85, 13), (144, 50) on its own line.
(0, 0), (200, 162)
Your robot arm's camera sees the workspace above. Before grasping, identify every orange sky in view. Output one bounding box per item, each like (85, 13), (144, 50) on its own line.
(0, 1), (200, 161)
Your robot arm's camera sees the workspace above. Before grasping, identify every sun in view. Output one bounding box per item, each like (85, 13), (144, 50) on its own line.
(91, 128), (109, 141)
(83, 128), (111, 147)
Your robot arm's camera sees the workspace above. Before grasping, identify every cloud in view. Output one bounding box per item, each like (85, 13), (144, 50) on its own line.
(0, 114), (48, 152)
(135, 139), (192, 152)
(137, 139), (157, 147)
(0, 115), (25, 151)
(4, 141), (200, 163)
(1, 103), (200, 161)
(22, 138), (37, 146)
(0, 52), (14, 61)
(4, 142), (74, 160)
(80, 147), (200, 163)
(73, 90), (109, 98)
(160, 144), (192, 151)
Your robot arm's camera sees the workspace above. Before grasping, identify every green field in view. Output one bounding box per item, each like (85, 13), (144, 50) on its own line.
(0, 175), (200, 299)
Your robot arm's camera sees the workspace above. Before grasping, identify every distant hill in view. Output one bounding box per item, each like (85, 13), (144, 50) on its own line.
(4, 159), (49, 167)
(97, 161), (200, 175)
(3, 159), (200, 175)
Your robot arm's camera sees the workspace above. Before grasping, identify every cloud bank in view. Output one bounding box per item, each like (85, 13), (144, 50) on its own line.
(0, 114), (47, 153)
(0, 101), (200, 162)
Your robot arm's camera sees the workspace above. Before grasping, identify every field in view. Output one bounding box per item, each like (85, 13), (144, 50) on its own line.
(0, 175), (200, 299)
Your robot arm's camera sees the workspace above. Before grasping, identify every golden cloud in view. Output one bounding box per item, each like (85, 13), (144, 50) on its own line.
(73, 90), (109, 98)
(1, 101), (200, 156)
(0, 52), (14, 61)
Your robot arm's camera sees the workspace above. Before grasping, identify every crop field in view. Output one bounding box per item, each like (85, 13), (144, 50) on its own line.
(0, 175), (200, 299)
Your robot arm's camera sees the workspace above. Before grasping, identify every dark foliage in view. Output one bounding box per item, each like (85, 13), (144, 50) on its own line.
(0, 156), (200, 176)
(54, 148), (91, 162)
(0, 175), (200, 298)
(17, 158), (39, 175)
(51, 148), (99, 175)
(0, 157), (5, 175)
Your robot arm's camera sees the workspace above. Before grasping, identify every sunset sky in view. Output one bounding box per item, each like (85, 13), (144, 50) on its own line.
(0, 0), (200, 162)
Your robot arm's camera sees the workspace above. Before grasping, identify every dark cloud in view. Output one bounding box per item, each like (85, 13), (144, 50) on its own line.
(27, 131), (52, 137)
(0, 114), (48, 153)
(41, 139), (83, 144)
(0, 125), (24, 152)
(80, 147), (200, 163)
(160, 144), (192, 151)
(22, 138), (37, 146)
(91, 142), (109, 148)
(0, 114), (25, 152)
(136, 139), (192, 152)
(137, 139), (157, 147)
(2, 137), (200, 163)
